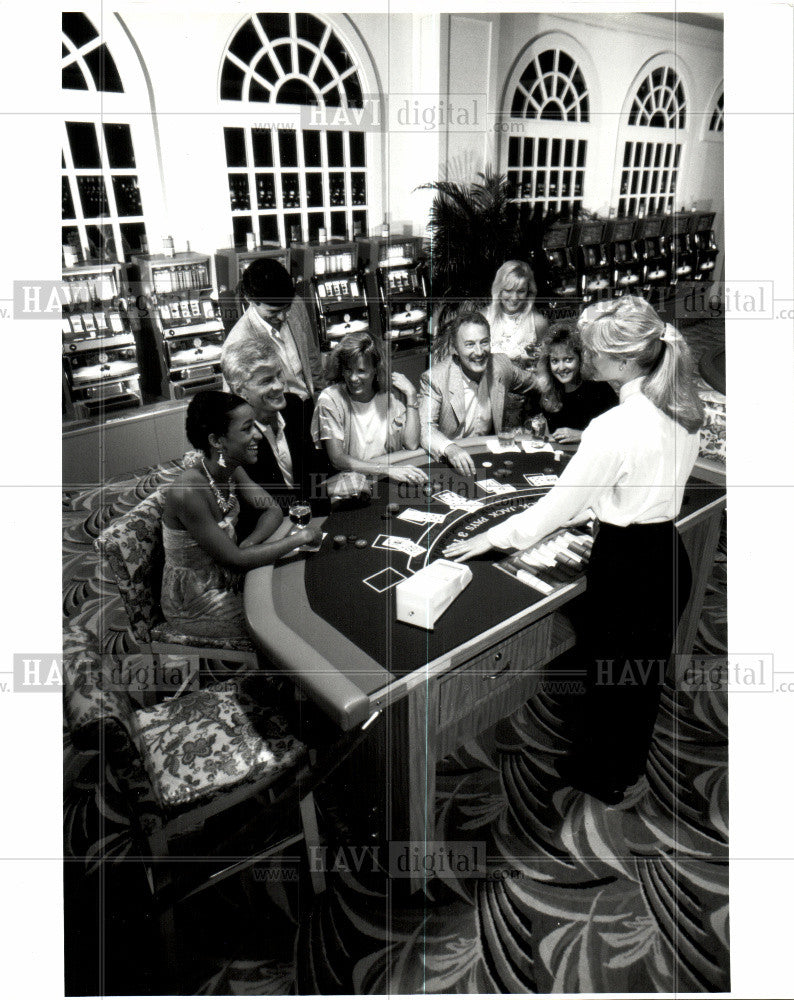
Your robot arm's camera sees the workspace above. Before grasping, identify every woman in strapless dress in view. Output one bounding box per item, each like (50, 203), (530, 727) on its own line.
(161, 390), (322, 639)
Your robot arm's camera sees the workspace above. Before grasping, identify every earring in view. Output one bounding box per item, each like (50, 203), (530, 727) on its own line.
(218, 450), (228, 469)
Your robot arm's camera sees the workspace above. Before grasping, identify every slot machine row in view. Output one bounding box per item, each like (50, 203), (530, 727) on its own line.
(61, 261), (144, 419)
(532, 211), (720, 316)
(132, 252), (226, 400)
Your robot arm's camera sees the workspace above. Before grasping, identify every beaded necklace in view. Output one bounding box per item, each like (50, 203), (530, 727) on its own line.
(201, 458), (235, 516)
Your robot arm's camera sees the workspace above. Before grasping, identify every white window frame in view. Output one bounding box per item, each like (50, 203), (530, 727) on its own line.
(611, 54), (693, 216)
(219, 12), (381, 244)
(62, 13), (159, 261)
(498, 33), (598, 218)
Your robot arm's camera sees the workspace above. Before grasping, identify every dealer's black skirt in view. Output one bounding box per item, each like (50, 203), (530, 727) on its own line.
(565, 519), (692, 791)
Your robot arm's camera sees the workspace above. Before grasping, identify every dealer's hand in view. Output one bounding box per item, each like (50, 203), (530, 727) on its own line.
(444, 443), (476, 478)
(443, 532), (494, 562)
(387, 464), (428, 484)
(552, 427), (582, 444)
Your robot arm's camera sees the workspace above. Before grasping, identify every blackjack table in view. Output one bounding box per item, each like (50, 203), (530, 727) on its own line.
(245, 436), (725, 849)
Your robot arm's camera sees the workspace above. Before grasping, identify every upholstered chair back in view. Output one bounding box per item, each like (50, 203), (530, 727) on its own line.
(95, 489), (167, 645)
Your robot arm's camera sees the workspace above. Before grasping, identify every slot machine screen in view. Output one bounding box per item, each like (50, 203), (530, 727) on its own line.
(695, 212), (716, 233)
(543, 227), (571, 250)
(611, 221), (635, 242)
(640, 218), (662, 238)
(579, 223), (604, 245)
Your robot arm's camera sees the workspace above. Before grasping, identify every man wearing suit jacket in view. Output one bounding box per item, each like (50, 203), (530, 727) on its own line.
(223, 338), (330, 535)
(419, 309), (535, 477)
(221, 257), (324, 450)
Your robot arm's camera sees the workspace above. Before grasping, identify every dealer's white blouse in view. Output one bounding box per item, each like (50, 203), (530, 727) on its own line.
(486, 377), (700, 552)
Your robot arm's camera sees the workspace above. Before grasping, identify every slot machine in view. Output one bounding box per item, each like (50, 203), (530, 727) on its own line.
(663, 212), (697, 286)
(635, 215), (671, 300)
(536, 222), (578, 317)
(605, 218), (641, 294)
(61, 261), (143, 420)
(214, 245), (290, 334)
(290, 240), (371, 352)
(132, 252), (225, 399)
(357, 235), (429, 350)
(575, 221), (611, 302)
(692, 212), (719, 281)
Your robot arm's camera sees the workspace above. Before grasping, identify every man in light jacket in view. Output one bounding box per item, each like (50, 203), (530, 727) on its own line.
(419, 309), (534, 477)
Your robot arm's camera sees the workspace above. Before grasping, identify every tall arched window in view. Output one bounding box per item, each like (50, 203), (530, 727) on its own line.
(501, 46), (591, 217)
(62, 13), (148, 261)
(616, 62), (688, 217)
(220, 12), (370, 246)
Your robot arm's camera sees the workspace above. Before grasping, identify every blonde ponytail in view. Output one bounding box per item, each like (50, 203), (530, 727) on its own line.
(578, 296), (704, 433)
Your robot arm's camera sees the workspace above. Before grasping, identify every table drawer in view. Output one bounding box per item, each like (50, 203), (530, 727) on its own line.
(437, 615), (554, 755)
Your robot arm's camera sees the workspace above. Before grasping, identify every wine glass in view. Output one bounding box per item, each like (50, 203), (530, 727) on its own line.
(288, 500), (312, 533)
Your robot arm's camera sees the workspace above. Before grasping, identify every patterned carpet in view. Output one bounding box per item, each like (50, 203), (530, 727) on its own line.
(63, 471), (727, 996)
(63, 320), (728, 995)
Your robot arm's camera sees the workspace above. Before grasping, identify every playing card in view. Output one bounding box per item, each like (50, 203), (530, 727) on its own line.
(523, 474), (559, 487)
(397, 508), (447, 525)
(433, 490), (483, 511)
(476, 479), (517, 495)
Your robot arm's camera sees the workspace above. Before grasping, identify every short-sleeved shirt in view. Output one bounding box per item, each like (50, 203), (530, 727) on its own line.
(311, 384), (407, 460)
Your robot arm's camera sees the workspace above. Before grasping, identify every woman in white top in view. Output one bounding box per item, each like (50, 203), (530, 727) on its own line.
(311, 332), (428, 485)
(485, 260), (550, 427)
(485, 260), (550, 364)
(444, 296), (704, 804)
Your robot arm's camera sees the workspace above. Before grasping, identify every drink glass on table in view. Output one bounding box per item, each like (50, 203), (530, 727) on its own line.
(288, 500), (312, 531)
(497, 426), (518, 447)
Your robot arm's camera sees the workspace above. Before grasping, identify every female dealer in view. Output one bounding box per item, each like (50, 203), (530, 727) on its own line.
(443, 296), (704, 804)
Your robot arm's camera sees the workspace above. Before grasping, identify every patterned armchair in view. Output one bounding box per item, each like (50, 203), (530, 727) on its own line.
(62, 622), (378, 990)
(94, 486), (257, 660)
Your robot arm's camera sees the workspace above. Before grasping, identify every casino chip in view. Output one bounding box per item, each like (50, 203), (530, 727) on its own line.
(355, 538), (367, 548)
(347, 534), (358, 542)
(387, 503), (400, 514)
(504, 460), (514, 468)
(481, 461), (492, 469)
(333, 535), (347, 548)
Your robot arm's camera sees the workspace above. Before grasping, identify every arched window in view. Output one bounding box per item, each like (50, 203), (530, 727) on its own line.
(709, 92), (724, 133)
(62, 11), (123, 93)
(220, 12), (370, 246)
(616, 62), (688, 217)
(61, 13), (148, 261)
(501, 46), (591, 217)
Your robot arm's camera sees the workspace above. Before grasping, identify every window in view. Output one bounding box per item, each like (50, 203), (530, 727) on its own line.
(617, 64), (687, 217)
(709, 92), (724, 133)
(61, 14), (148, 261)
(502, 48), (590, 217)
(62, 121), (148, 261)
(62, 12), (123, 92)
(220, 12), (369, 246)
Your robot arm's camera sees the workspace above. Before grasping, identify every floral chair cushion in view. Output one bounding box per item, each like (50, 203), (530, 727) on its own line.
(63, 624), (137, 752)
(131, 681), (306, 810)
(95, 489), (167, 645)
